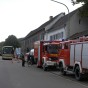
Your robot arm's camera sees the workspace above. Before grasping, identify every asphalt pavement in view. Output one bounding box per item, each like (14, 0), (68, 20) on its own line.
(0, 57), (88, 88)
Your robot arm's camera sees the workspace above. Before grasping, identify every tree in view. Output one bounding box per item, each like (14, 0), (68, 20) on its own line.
(71, 0), (88, 4)
(0, 42), (4, 52)
(4, 35), (21, 49)
(71, 0), (88, 17)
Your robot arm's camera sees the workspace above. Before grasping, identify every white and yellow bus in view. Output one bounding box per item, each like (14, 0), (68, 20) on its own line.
(2, 46), (14, 60)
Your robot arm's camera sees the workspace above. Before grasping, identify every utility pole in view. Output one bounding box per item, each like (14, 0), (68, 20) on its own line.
(51, 0), (70, 39)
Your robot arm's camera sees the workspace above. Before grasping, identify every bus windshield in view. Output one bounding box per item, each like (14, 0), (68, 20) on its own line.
(2, 46), (14, 60)
(3, 47), (14, 54)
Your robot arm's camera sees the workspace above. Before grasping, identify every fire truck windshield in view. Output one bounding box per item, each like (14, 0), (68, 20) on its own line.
(47, 44), (59, 54)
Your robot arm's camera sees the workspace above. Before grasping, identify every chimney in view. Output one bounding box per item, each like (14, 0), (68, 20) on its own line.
(49, 16), (53, 20)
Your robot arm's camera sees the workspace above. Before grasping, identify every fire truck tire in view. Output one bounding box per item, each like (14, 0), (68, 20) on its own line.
(75, 66), (83, 81)
(60, 63), (66, 75)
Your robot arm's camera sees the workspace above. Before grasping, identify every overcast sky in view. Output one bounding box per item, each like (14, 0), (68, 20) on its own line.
(0, 0), (82, 42)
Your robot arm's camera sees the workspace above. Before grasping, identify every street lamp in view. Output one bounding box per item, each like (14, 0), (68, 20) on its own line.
(51, 0), (69, 14)
(51, 0), (70, 39)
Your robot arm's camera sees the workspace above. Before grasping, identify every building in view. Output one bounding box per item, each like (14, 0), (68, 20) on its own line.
(20, 7), (88, 54)
(45, 8), (88, 41)
(24, 13), (65, 52)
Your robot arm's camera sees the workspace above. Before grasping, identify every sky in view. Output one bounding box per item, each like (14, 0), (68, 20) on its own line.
(0, 0), (82, 42)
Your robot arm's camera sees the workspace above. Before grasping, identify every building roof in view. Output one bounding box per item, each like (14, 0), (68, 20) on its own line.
(50, 9), (78, 31)
(25, 13), (64, 39)
(18, 37), (25, 41)
(69, 30), (88, 39)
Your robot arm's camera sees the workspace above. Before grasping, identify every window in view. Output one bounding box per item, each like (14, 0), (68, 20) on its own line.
(50, 32), (64, 41)
(40, 33), (44, 40)
(79, 19), (81, 24)
(50, 36), (53, 41)
(58, 32), (63, 39)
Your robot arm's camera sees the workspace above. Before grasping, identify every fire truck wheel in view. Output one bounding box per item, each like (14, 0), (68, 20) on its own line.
(75, 66), (82, 81)
(60, 63), (66, 75)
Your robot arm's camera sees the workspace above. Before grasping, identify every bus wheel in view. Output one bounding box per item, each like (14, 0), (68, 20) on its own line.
(75, 66), (82, 81)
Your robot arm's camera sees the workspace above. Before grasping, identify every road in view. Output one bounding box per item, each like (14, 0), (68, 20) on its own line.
(0, 56), (88, 88)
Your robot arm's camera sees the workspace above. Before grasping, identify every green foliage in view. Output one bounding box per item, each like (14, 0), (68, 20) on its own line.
(79, 3), (88, 17)
(71, 0), (88, 4)
(71, 0), (88, 17)
(77, 0), (88, 3)
(0, 42), (4, 51)
(4, 35), (21, 49)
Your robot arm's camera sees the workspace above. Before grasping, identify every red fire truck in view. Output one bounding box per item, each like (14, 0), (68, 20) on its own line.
(34, 40), (60, 71)
(58, 37), (88, 80)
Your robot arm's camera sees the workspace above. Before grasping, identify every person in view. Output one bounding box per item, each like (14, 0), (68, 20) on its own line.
(27, 53), (30, 62)
(21, 53), (25, 67)
(30, 55), (34, 65)
(27, 53), (32, 66)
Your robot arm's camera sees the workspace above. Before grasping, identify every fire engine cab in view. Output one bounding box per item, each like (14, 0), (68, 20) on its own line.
(34, 40), (60, 71)
(58, 36), (88, 80)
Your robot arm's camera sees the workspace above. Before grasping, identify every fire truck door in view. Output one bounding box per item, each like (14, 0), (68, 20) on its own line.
(75, 44), (82, 62)
(70, 44), (75, 66)
(82, 43), (88, 68)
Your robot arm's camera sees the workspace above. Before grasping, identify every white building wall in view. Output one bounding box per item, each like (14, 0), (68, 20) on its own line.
(44, 13), (65, 40)
(45, 28), (66, 41)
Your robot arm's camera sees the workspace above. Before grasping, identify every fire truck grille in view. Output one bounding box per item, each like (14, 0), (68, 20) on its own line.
(49, 57), (58, 61)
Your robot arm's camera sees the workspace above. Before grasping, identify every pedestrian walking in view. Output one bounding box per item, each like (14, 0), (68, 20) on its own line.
(21, 53), (25, 67)
(27, 53), (32, 66)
